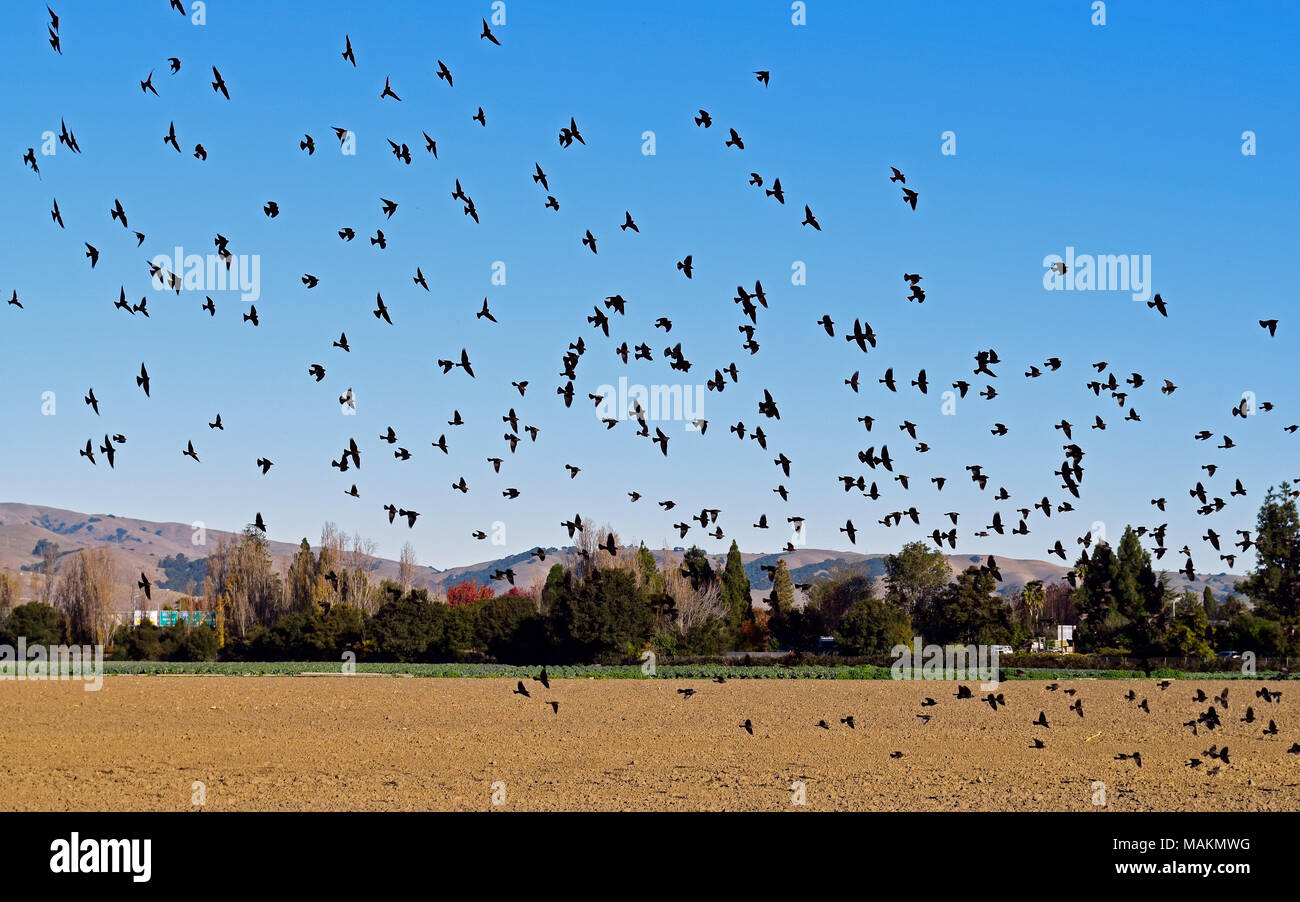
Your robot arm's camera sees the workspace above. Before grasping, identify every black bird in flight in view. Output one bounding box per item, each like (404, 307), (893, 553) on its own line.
(211, 66), (229, 99)
(845, 318), (876, 352)
(57, 118), (80, 153)
(342, 35), (355, 66)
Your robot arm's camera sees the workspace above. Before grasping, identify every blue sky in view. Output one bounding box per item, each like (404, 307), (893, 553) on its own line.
(2, 1), (1296, 576)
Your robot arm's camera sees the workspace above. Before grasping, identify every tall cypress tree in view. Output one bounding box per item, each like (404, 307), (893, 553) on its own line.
(720, 540), (752, 627)
(771, 559), (795, 614)
(636, 542), (665, 596)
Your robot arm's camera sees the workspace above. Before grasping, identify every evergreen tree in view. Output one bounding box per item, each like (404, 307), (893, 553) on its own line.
(835, 595), (912, 655)
(720, 540), (752, 628)
(1238, 482), (1300, 628)
(1201, 585), (1219, 621)
(635, 542), (665, 596)
(563, 567), (652, 663)
(770, 559), (795, 614)
(764, 559), (802, 647)
(681, 546), (716, 591)
(540, 563), (569, 615)
(928, 566), (1011, 645)
(1073, 526), (1167, 654)
(541, 563), (575, 657)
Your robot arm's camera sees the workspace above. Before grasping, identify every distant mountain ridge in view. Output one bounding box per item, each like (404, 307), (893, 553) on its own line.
(0, 503), (1244, 607)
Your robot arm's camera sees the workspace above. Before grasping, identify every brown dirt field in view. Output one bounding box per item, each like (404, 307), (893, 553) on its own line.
(1, 677), (1297, 811)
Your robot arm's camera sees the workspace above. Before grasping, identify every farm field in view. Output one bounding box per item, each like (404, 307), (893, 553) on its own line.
(1, 677), (1297, 811)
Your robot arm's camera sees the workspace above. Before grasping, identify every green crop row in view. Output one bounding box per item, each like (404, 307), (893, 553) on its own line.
(97, 661), (1289, 680)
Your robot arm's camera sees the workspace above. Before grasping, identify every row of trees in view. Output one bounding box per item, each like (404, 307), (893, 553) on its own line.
(0, 522), (397, 649)
(3, 483), (1297, 661)
(1072, 484), (1300, 657)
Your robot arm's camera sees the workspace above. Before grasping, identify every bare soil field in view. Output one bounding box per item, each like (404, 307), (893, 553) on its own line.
(1, 677), (1297, 811)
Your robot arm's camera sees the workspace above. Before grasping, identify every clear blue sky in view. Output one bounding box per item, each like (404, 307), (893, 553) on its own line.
(2, 0), (1296, 576)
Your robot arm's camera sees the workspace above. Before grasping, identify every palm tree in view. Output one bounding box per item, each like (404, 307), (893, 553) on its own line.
(1023, 580), (1046, 648)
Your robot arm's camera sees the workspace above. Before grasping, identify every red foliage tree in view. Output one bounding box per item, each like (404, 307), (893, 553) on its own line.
(445, 580), (496, 607)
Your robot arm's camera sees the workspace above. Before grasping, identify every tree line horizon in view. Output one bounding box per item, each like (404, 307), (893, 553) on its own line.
(2, 484), (1296, 663)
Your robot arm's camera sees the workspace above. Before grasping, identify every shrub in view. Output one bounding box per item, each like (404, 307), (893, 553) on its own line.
(473, 595), (546, 662)
(1, 602), (65, 647)
(370, 588), (448, 661)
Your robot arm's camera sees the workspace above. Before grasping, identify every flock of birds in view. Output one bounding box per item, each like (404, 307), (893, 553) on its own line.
(10, 5), (1295, 601)
(717, 675), (1300, 773)
(504, 665), (1299, 784)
